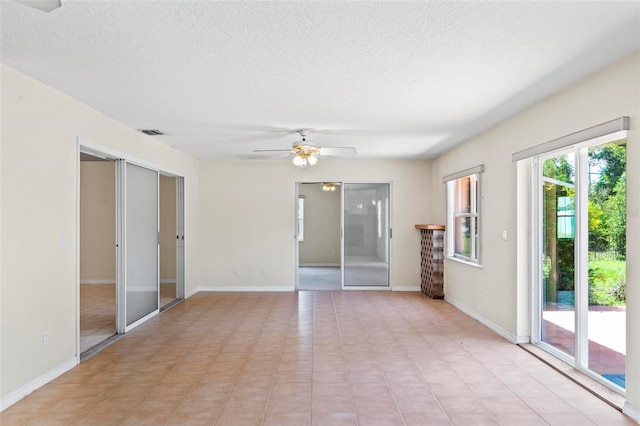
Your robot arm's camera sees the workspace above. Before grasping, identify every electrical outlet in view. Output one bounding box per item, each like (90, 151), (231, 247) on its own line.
(233, 268), (240, 276)
(260, 268), (267, 276)
(43, 331), (49, 347)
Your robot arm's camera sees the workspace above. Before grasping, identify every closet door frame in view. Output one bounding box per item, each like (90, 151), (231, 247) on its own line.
(77, 139), (186, 358)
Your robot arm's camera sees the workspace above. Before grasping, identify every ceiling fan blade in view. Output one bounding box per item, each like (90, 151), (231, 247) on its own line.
(253, 149), (293, 153)
(15, 0), (61, 12)
(270, 153), (294, 159)
(319, 147), (356, 157)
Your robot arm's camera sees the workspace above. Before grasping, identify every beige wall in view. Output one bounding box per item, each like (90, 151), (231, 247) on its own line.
(197, 159), (432, 289)
(160, 175), (177, 281)
(298, 183), (341, 265)
(430, 52), (640, 416)
(80, 161), (116, 282)
(0, 64), (199, 403)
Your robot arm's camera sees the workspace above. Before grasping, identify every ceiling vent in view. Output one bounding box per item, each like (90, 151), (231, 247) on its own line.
(138, 129), (164, 136)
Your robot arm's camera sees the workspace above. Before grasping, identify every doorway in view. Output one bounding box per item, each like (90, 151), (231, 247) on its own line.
(295, 181), (391, 290)
(297, 183), (342, 291)
(534, 135), (627, 391)
(79, 152), (117, 354)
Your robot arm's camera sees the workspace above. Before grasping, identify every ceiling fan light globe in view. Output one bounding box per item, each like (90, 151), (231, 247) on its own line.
(307, 155), (318, 166)
(293, 155), (307, 168)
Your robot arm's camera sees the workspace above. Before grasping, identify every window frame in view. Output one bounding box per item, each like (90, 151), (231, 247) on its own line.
(297, 196), (305, 242)
(444, 165), (483, 265)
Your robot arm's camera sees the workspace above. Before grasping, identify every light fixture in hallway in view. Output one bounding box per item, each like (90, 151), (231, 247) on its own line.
(322, 182), (338, 192)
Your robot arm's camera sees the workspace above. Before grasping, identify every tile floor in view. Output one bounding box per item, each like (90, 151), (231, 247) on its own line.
(3, 291), (635, 425)
(80, 283), (179, 353)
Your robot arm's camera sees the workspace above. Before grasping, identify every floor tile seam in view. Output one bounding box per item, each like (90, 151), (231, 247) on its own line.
(348, 292), (410, 426)
(474, 361), (567, 423)
(425, 352), (505, 426)
(381, 321), (436, 426)
(392, 380), (455, 425)
(328, 291), (360, 426)
(99, 367), (142, 404)
(459, 344), (542, 416)
(166, 300), (247, 424)
(169, 352), (221, 421)
(257, 365), (281, 426)
(208, 372), (242, 425)
(517, 352), (620, 416)
(308, 291), (319, 426)
(380, 370), (417, 426)
(258, 296), (304, 425)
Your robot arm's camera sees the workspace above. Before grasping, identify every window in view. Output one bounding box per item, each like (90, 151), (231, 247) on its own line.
(444, 165), (483, 264)
(556, 195), (575, 239)
(297, 196), (304, 242)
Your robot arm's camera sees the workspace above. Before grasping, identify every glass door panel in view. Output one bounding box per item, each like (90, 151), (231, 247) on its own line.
(536, 136), (627, 392)
(125, 163), (159, 326)
(541, 152), (576, 358)
(586, 141), (626, 388)
(343, 183), (390, 287)
(159, 174), (178, 309)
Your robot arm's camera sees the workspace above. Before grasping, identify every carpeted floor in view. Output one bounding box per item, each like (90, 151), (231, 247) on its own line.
(298, 267), (341, 291)
(298, 264), (389, 290)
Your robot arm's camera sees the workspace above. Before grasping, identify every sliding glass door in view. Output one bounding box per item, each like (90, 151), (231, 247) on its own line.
(535, 137), (626, 390)
(343, 183), (390, 287)
(124, 162), (159, 328)
(540, 151), (576, 358)
(586, 141), (627, 388)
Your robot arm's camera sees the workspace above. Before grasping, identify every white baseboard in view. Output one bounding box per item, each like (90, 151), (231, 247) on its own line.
(392, 285), (420, 291)
(444, 295), (529, 344)
(623, 402), (640, 423)
(80, 279), (114, 284)
(343, 286), (391, 291)
(187, 286), (295, 298)
(1, 357), (77, 412)
(299, 263), (340, 267)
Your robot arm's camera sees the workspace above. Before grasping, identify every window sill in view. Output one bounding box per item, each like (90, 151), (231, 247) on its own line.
(445, 256), (483, 268)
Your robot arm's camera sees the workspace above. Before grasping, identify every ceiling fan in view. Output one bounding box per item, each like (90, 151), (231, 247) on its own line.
(253, 130), (356, 168)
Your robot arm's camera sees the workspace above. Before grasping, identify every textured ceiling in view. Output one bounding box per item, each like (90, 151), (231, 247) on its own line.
(1, 1), (639, 160)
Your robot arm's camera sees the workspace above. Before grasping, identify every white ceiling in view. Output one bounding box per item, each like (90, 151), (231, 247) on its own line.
(1, 1), (639, 160)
